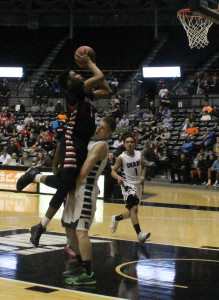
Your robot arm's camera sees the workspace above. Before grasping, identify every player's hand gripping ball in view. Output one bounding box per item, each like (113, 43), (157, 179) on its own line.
(74, 46), (96, 68)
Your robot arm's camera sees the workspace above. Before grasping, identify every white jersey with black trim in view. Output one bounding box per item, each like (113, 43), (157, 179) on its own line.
(86, 139), (109, 185)
(120, 150), (142, 184)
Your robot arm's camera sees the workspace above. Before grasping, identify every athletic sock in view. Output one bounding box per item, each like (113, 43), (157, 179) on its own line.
(76, 255), (82, 266)
(41, 216), (50, 229)
(133, 224), (141, 235)
(115, 214), (123, 221)
(81, 260), (92, 276)
(34, 174), (43, 182)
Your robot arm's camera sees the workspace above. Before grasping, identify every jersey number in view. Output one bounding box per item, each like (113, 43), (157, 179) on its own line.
(134, 168), (138, 176)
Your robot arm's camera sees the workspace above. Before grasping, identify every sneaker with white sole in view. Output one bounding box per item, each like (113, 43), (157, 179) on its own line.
(65, 272), (96, 285)
(212, 181), (218, 187)
(138, 232), (151, 244)
(110, 215), (118, 233)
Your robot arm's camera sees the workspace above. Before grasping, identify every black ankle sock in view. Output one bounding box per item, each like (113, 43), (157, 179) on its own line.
(133, 224), (141, 235)
(115, 214), (123, 221)
(76, 255), (82, 266)
(82, 260), (92, 275)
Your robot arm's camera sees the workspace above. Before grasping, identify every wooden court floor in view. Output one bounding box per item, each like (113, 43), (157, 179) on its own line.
(0, 184), (219, 299)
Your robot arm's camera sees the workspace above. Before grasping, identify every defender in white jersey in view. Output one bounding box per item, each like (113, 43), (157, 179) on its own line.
(61, 117), (116, 286)
(111, 134), (151, 244)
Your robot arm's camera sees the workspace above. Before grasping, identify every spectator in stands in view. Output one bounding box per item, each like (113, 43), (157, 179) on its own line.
(51, 118), (59, 131)
(39, 103), (47, 113)
(160, 127), (171, 142)
(57, 110), (67, 121)
(170, 153), (191, 183)
(16, 120), (24, 132)
(153, 126), (162, 142)
(142, 126), (153, 141)
(46, 102), (55, 113)
(159, 85), (168, 100)
(56, 121), (65, 141)
(161, 90), (171, 108)
(18, 150), (33, 166)
(113, 135), (124, 149)
(17, 133), (25, 148)
(202, 101), (213, 114)
(210, 156), (219, 187)
(142, 142), (157, 180)
(104, 152), (117, 198)
(188, 111), (196, 123)
(25, 133), (37, 150)
(24, 112), (34, 124)
(202, 128), (215, 148)
(190, 154), (206, 185)
(200, 110), (211, 121)
(0, 112), (9, 123)
(32, 120), (42, 140)
(31, 101), (40, 113)
(109, 102), (120, 119)
(9, 112), (16, 122)
(142, 109), (153, 122)
(133, 105), (143, 119)
(3, 121), (13, 136)
(145, 113), (156, 128)
(211, 105), (219, 119)
(6, 138), (19, 155)
(162, 113), (173, 127)
(204, 152), (216, 186)
(42, 120), (52, 133)
(0, 148), (11, 165)
(55, 101), (64, 113)
(118, 114), (129, 127)
(133, 121), (145, 135)
(184, 122), (199, 136)
(0, 82), (10, 106)
(161, 107), (171, 118)
(180, 118), (190, 131)
(147, 101), (156, 114)
(19, 124), (30, 137)
(181, 136), (193, 157)
(110, 77), (119, 92)
(32, 151), (46, 168)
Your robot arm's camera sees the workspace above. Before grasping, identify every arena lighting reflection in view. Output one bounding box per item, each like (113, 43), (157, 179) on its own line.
(136, 260), (175, 285)
(0, 252), (17, 270)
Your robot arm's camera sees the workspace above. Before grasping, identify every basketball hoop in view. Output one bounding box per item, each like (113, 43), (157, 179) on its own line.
(177, 8), (213, 49)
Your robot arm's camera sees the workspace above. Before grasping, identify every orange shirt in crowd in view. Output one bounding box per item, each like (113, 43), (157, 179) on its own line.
(185, 127), (199, 135)
(202, 106), (213, 113)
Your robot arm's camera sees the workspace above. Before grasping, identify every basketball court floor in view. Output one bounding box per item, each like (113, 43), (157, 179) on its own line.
(0, 183), (218, 299)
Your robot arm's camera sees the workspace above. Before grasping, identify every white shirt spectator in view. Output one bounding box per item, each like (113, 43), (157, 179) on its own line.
(0, 153), (12, 165)
(201, 114), (211, 121)
(159, 87), (169, 99)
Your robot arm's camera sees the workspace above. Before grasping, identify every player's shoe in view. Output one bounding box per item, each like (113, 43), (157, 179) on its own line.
(110, 215), (118, 233)
(206, 181), (211, 187)
(138, 232), (151, 244)
(62, 266), (84, 278)
(30, 223), (45, 247)
(212, 181), (218, 187)
(16, 167), (40, 191)
(65, 272), (96, 285)
(63, 245), (76, 259)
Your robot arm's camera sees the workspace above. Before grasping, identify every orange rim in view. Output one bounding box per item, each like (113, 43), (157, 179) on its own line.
(178, 8), (219, 18)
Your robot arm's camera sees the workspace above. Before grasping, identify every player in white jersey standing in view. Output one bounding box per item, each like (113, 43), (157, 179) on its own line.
(110, 134), (151, 243)
(62, 116), (116, 286)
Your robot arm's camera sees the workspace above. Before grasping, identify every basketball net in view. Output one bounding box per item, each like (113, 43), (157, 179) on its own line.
(177, 8), (213, 49)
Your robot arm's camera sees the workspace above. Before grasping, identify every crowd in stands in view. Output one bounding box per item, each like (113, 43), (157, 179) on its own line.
(0, 101), (68, 168)
(195, 71), (219, 95)
(106, 100), (219, 192)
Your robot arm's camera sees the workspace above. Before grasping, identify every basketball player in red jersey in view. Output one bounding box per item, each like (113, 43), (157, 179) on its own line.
(17, 52), (112, 254)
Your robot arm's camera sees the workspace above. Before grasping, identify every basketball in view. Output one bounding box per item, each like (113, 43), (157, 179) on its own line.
(74, 46), (96, 65)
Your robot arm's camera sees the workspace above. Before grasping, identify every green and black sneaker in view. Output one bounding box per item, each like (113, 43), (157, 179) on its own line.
(65, 272), (96, 286)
